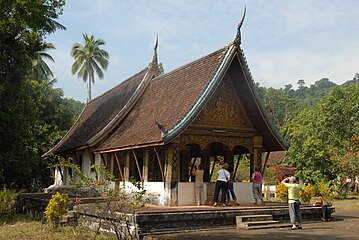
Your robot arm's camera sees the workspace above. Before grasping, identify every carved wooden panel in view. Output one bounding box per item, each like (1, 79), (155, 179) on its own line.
(178, 134), (251, 151)
(193, 78), (252, 129)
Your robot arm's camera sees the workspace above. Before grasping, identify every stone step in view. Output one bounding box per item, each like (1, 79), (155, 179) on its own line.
(246, 223), (292, 230)
(60, 214), (69, 223)
(67, 210), (77, 218)
(237, 220), (280, 229)
(236, 214), (273, 223)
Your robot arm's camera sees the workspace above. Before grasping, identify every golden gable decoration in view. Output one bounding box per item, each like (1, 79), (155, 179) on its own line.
(193, 79), (252, 129)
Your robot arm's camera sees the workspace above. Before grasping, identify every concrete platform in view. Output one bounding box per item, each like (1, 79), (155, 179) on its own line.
(75, 202), (335, 238)
(143, 209), (356, 240)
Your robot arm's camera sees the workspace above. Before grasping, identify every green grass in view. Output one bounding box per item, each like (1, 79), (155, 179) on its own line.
(333, 195), (359, 211)
(0, 215), (116, 240)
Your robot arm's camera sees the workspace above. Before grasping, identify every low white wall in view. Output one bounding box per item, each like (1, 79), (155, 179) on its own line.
(177, 182), (254, 205)
(143, 182), (165, 205)
(111, 181), (165, 205)
(234, 182), (254, 203)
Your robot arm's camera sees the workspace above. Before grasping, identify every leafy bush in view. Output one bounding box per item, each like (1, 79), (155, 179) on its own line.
(333, 182), (351, 200)
(300, 183), (315, 204)
(0, 189), (18, 220)
(276, 184), (288, 202)
(45, 192), (68, 227)
(317, 181), (334, 205)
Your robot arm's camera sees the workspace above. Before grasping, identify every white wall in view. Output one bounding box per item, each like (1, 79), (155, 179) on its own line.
(234, 182), (254, 203)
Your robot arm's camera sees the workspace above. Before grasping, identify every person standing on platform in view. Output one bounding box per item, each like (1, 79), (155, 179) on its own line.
(252, 166), (263, 205)
(213, 163), (230, 207)
(227, 164), (240, 206)
(281, 176), (304, 230)
(193, 164), (205, 205)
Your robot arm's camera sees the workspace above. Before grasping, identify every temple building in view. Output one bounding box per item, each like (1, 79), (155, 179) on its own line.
(43, 21), (288, 206)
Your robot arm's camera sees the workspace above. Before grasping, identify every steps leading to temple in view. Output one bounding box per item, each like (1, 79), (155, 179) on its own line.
(236, 214), (280, 229)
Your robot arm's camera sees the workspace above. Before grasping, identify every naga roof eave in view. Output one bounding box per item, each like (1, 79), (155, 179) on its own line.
(86, 36), (161, 146)
(162, 44), (237, 143)
(235, 49), (289, 150)
(42, 105), (87, 158)
(86, 65), (157, 146)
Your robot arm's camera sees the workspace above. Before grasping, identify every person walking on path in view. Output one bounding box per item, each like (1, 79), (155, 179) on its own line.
(213, 163), (230, 207)
(252, 166), (263, 205)
(281, 176), (304, 230)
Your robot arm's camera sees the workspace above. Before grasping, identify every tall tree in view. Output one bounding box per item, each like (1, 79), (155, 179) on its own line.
(32, 42), (56, 80)
(285, 83), (359, 183)
(71, 33), (109, 102)
(0, 0), (66, 190)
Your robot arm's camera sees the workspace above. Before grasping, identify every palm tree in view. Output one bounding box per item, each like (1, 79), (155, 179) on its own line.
(32, 42), (56, 80)
(71, 33), (109, 102)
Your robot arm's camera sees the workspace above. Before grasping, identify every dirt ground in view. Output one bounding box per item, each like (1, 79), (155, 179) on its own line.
(145, 208), (359, 240)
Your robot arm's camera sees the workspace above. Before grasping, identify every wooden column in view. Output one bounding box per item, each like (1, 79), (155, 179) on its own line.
(163, 143), (180, 206)
(201, 150), (210, 182)
(224, 150), (234, 170)
(251, 136), (264, 178)
(124, 151), (130, 181)
(142, 148), (149, 182)
(154, 147), (165, 182)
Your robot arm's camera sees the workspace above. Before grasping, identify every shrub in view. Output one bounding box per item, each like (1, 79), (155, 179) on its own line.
(317, 181), (334, 205)
(45, 192), (68, 227)
(300, 183), (315, 204)
(276, 184), (288, 202)
(0, 189), (18, 220)
(333, 182), (350, 200)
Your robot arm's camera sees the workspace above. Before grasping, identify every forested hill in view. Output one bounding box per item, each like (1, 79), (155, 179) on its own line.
(256, 75), (358, 184)
(255, 74), (359, 131)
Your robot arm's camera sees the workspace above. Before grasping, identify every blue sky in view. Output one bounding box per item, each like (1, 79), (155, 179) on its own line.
(47, 0), (359, 102)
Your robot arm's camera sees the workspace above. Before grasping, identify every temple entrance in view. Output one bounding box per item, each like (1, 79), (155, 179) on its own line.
(178, 141), (253, 205)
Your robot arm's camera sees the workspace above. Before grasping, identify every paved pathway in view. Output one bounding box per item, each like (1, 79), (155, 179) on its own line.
(145, 209), (359, 240)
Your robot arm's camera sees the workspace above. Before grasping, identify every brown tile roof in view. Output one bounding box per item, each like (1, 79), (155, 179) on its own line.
(96, 48), (228, 152)
(48, 68), (148, 155)
(264, 151), (286, 166)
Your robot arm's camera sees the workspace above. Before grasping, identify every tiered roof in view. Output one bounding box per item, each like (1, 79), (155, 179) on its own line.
(45, 22), (288, 157)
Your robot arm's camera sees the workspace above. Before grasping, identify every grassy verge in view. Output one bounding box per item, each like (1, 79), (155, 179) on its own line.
(333, 195), (359, 211)
(0, 215), (116, 240)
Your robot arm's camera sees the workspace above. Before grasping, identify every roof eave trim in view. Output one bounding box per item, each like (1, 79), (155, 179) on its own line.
(95, 141), (164, 154)
(163, 45), (236, 143)
(42, 104), (87, 158)
(236, 49), (289, 150)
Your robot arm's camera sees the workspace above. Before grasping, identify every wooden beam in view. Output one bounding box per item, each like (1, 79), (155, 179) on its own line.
(86, 149), (95, 165)
(234, 153), (242, 181)
(154, 147), (165, 182)
(261, 152), (270, 176)
(56, 157), (64, 181)
(188, 157), (196, 182)
(131, 149), (144, 186)
(114, 152), (125, 185)
(209, 157), (216, 181)
(100, 153), (107, 169)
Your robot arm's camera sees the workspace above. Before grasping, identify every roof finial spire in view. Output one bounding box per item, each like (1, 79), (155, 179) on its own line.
(151, 34), (159, 67)
(234, 6), (246, 45)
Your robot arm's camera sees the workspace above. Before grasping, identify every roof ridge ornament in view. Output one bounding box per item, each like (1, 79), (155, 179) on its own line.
(233, 6), (246, 46)
(151, 34), (159, 67)
(153, 113), (167, 138)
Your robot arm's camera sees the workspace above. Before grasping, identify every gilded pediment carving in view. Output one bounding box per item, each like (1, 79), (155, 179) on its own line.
(178, 134), (251, 151)
(193, 79), (252, 129)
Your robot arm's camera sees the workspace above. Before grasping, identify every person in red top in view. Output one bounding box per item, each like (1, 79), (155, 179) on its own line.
(252, 166), (263, 205)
